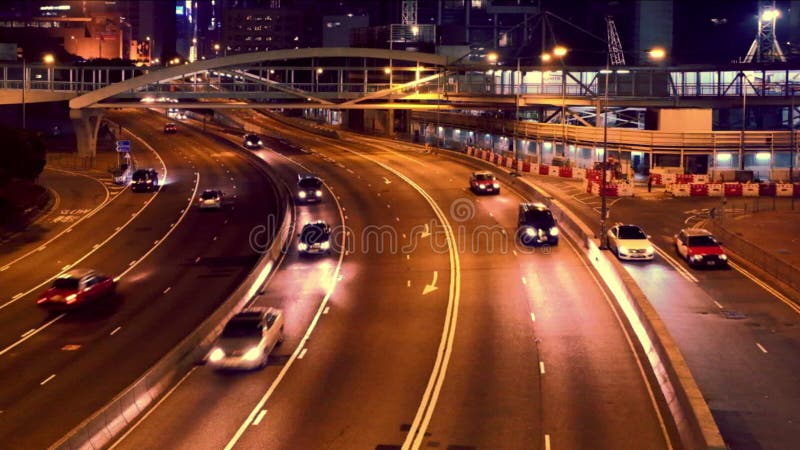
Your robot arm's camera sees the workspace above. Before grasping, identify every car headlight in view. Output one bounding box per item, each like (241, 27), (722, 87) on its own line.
(493, 183), (500, 188)
(549, 227), (559, 236)
(298, 191), (307, 198)
(320, 241), (330, 250)
(645, 246), (655, 255)
(478, 184), (485, 189)
(690, 254), (703, 261)
(315, 190), (322, 197)
(243, 347), (262, 361)
(66, 293), (78, 304)
(146, 179), (152, 184)
(618, 245), (629, 254)
(525, 227), (536, 237)
(298, 242), (308, 251)
(719, 254), (727, 260)
(258, 140), (263, 145)
(209, 348), (225, 362)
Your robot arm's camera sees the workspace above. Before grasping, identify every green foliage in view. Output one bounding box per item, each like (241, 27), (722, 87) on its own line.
(0, 125), (46, 185)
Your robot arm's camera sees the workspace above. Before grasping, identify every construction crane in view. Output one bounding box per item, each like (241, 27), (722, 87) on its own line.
(743, 0), (786, 63)
(605, 15), (625, 66)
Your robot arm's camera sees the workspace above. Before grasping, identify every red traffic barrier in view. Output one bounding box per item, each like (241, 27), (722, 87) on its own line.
(539, 164), (550, 175)
(689, 183), (709, 196)
(676, 174), (694, 184)
(602, 184), (619, 196)
(794, 183), (800, 197)
(723, 183), (743, 197)
(586, 169), (602, 182)
(521, 161), (531, 173)
(758, 183), (776, 197)
(586, 180), (593, 193)
(559, 167), (573, 178)
(650, 173), (663, 185)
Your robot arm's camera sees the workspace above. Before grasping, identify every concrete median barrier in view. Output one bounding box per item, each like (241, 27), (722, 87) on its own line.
(436, 147), (726, 450)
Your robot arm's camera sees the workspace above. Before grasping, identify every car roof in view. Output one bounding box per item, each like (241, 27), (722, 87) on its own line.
(61, 268), (96, 279)
(202, 188), (221, 193)
(303, 220), (329, 228)
(682, 228), (713, 236)
(473, 171), (493, 176)
(520, 202), (549, 211)
(298, 173), (319, 180)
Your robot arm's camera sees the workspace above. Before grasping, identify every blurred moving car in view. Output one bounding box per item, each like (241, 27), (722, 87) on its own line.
(207, 307), (284, 370)
(243, 133), (263, 149)
(131, 168), (159, 192)
(296, 173), (323, 203)
(674, 228), (728, 268)
(167, 108), (186, 120)
(607, 224), (655, 260)
(470, 171), (500, 195)
(517, 202), (559, 246)
(198, 189), (224, 209)
(298, 220), (332, 255)
(163, 123), (177, 133)
(37, 269), (116, 311)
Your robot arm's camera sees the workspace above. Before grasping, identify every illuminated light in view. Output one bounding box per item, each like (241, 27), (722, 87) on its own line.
(648, 47), (666, 60)
(540, 53), (552, 62)
(553, 46), (567, 57)
(486, 52), (498, 63)
(615, 69), (630, 74)
(384, 67), (391, 74)
(543, 142), (552, 148)
(761, 8), (780, 22)
(550, 227), (559, 236)
(40, 5), (70, 11)
(600, 69), (613, 74)
(412, 25), (419, 35)
(243, 347), (261, 361)
(209, 348), (224, 362)
(755, 152), (771, 161)
(316, 68), (323, 74)
(42, 54), (55, 64)
(65, 294), (78, 304)
(716, 153), (732, 161)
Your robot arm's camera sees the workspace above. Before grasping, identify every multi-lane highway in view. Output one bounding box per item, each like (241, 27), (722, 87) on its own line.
(114, 111), (672, 450)
(0, 110), (281, 449)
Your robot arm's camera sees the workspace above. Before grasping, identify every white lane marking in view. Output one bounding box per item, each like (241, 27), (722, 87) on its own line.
(0, 314), (64, 356)
(713, 300), (724, 309)
(61, 264), (71, 271)
(488, 212), (493, 217)
(213, 236), (218, 241)
(539, 361), (546, 374)
(730, 261), (800, 315)
(40, 374), (56, 386)
(756, 343), (768, 354)
(93, 244), (100, 249)
(108, 367), (198, 450)
(387, 203), (391, 208)
(0, 266), (8, 271)
(169, 223), (175, 228)
(530, 313), (536, 322)
(12, 293), (23, 300)
(298, 348), (308, 359)
(153, 239), (160, 245)
(407, 280), (412, 287)
(323, 306), (330, 315)
(194, 257), (201, 263)
(422, 271), (439, 295)
(0, 167), (113, 271)
(383, 177), (392, 184)
(252, 410), (267, 426)
(163, 287), (171, 294)
(110, 326), (122, 336)
(522, 277), (527, 285)
(21, 328), (36, 338)
(513, 250), (518, 256)
(396, 217), (401, 222)
(37, 245), (46, 252)
(654, 247), (699, 283)
(406, 254), (410, 260)
(545, 434), (551, 450)
(128, 260), (137, 267)
(115, 226), (121, 231)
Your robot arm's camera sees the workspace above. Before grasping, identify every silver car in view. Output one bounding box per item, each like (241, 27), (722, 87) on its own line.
(207, 307), (284, 370)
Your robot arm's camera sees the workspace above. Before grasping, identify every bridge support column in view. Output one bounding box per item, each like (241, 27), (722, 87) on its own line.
(70, 109), (104, 158)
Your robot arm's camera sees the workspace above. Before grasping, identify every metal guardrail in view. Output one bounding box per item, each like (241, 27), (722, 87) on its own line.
(413, 110), (800, 153)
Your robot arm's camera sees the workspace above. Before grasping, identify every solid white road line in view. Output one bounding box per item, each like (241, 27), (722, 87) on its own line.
(110, 326), (122, 336)
(163, 287), (171, 294)
(756, 343), (768, 354)
(730, 261), (800, 315)
(323, 306), (330, 315)
(530, 313), (536, 322)
(0, 314), (65, 356)
(40, 374), (56, 386)
(654, 246), (699, 283)
(713, 300), (724, 309)
(297, 348), (308, 359)
(252, 410), (267, 426)
(539, 361), (546, 375)
(545, 434), (551, 450)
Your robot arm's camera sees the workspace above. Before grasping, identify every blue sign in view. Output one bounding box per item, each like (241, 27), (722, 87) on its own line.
(115, 140), (131, 153)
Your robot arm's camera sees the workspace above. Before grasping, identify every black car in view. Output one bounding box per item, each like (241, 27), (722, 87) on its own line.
(131, 168), (159, 192)
(243, 133), (263, 149)
(298, 220), (332, 255)
(296, 174), (323, 203)
(517, 202), (559, 246)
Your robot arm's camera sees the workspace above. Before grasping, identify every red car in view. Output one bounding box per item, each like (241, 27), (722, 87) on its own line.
(469, 171), (500, 195)
(674, 228), (728, 268)
(37, 269), (117, 311)
(163, 123), (177, 133)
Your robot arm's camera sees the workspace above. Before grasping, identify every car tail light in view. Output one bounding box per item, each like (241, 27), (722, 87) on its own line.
(65, 294), (78, 304)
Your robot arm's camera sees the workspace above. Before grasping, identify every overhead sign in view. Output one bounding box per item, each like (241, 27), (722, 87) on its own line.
(115, 140), (131, 153)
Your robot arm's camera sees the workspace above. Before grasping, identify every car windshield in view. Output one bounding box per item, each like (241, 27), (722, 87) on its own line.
(132, 170), (151, 181)
(221, 319), (261, 338)
(523, 209), (555, 227)
(201, 191), (219, 200)
(245, 134), (258, 141)
(299, 178), (322, 189)
(53, 278), (80, 290)
(301, 224), (329, 243)
(475, 173), (494, 181)
(618, 226), (647, 239)
(688, 235), (719, 247)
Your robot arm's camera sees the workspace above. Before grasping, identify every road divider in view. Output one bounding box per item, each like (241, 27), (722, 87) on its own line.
(437, 147), (726, 450)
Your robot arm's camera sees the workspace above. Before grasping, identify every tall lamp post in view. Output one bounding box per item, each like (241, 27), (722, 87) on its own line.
(21, 56), (26, 130)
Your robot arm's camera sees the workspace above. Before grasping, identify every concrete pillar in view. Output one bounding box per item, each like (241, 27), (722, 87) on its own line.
(70, 109), (104, 158)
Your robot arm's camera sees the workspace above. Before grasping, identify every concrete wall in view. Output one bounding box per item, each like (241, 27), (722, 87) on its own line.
(659, 108), (712, 132)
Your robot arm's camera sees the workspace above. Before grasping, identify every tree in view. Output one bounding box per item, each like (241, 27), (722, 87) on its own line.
(0, 125), (46, 185)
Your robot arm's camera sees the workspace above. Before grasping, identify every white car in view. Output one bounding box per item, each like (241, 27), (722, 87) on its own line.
(207, 308), (284, 370)
(198, 189), (224, 209)
(606, 224), (655, 260)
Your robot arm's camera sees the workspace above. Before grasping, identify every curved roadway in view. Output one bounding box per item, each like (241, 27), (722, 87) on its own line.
(0, 109), (280, 449)
(115, 112), (672, 450)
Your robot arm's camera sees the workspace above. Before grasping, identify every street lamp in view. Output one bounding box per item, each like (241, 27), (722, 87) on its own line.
(43, 53), (55, 92)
